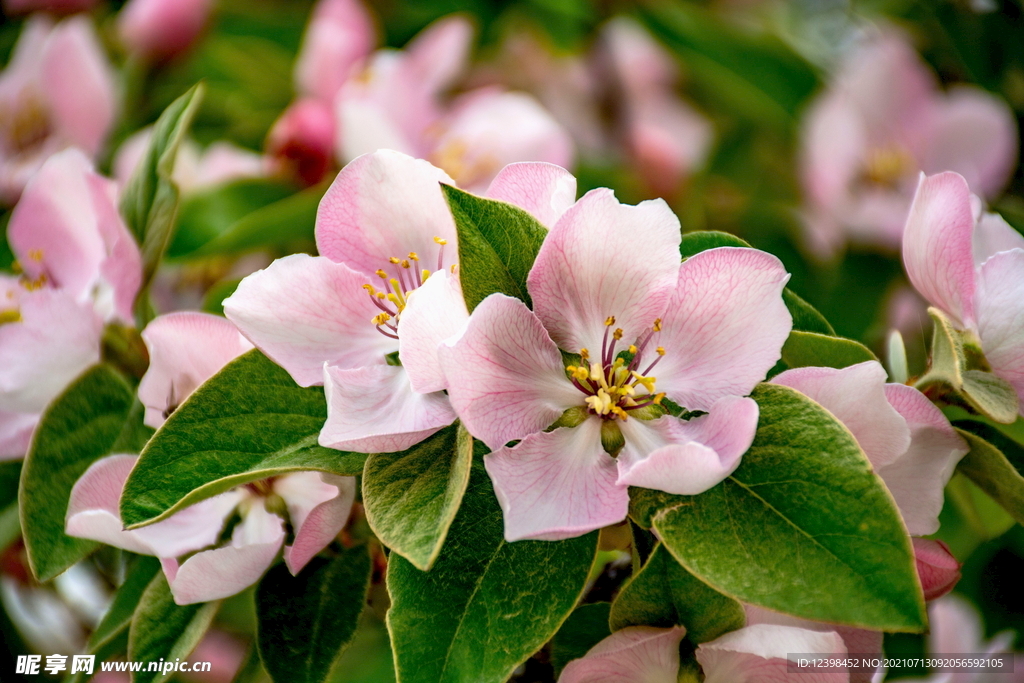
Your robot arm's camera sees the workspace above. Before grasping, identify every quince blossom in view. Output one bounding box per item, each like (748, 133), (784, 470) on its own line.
(441, 191), (791, 541)
(118, 0), (214, 62)
(902, 171), (1024, 414)
(224, 149), (576, 453)
(0, 16), (117, 205)
(0, 149), (141, 459)
(66, 312), (354, 605)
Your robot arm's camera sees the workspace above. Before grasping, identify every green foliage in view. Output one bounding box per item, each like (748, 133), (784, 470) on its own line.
(445, 184), (548, 311)
(256, 547), (372, 683)
(128, 574), (219, 683)
(387, 459), (599, 683)
(781, 330), (878, 370)
(609, 543), (743, 643)
(362, 424), (473, 571)
(549, 603), (612, 676)
(630, 383), (926, 632)
(120, 350), (365, 529)
(89, 556), (163, 655)
(955, 428), (1024, 528)
(19, 365), (135, 581)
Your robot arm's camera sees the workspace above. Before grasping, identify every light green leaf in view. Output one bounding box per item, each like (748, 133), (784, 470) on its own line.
(954, 428), (1024, 527)
(549, 603), (612, 677)
(923, 307), (965, 387)
(119, 84), (205, 292)
(961, 370), (1020, 425)
(444, 184), (548, 311)
(609, 543), (743, 643)
(781, 330), (878, 370)
(362, 424), (473, 570)
(633, 383), (926, 632)
(679, 230), (750, 258)
(89, 556), (162, 653)
(19, 365), (134, 581)
(120, 350), (365, 529)
(128, 573), (218, 683)
(256, 547), (371, 683)
(387, 459), (599, 683)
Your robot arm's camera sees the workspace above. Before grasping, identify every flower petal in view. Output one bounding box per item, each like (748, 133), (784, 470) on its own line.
(484, 162), (577, 228)
(484, 419), (628, 541)
(697, 624), (848, 683)
(314, 150), (457, 276)
(223, 254), (394, 387)
(973, 212), (1024, 267)
(294, 0), (375, 103)
(975, 248), (1024, 408)
(397, 268), (468, 393)
(320, 363), (455, 453)
(901, 172), (977, 327)
(527, 188), (681, 354)
(772, 362), (911, 470)
(559, 625), (687, 683)
(0, 410), (36, 460)
(138, 312), (253, 429)
(913, 538), (960, 602)
(439, 293), (580, 450)
(65, 455), (158, 555)
(655, 247), (791, 411)
(274, 472), (356, 575)
(616, 396), (758, 495)
(880, 384), (967, 535)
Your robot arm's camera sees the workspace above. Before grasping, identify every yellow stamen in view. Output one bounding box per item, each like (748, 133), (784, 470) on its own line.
(628, 345), (638, 354)
(389, 257), (401, 265)
(375, 269), (388, 280)
(0, 309), (21, 325)
(652, 318), (662, 332)
(421, 269), (431, 282)
(434, 236), (448, 245)
(27, 248), (43, 262)
(580, 348), (589, 361)
(372, 313), (392, 326)
(613, 328), (623, 340)
(605, 316), (616, 327)
(408, 252), (419, 261)
(401, 260), (410, 269)
(656, 346), (666, 356)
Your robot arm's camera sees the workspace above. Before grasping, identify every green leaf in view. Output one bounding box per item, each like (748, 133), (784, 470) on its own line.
(202, 278), (242, 315)
(128, 573), (219, 683)
(923, 307), (965, 387)
(609, 543), (743, 643)
(121, 350), (365, 529)
(633, 383), (926, 632)
(256, 547), (371, 683)
(679, 230), (750, 258)
(89, 556), (162, 653)
(119, 84), (205, 290)
(961, 370), (1020, 425)
(781, 330), (878, 370)
(19, 365), (134, 581)
(445, 184), (548, 311)
(387, 459), (599, 683)
(0, 460), (21, 510)
(954, 428), (1024, 527)
(549, 603), (611, 677)
(362, 424), (473, 570)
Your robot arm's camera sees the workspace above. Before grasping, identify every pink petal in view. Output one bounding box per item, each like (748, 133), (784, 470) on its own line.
(88, 172), (142, 324)
(130, 490), (245, 559)
(65, 455), (156, 555)
(432, 89), (574, 192)
(439, 294), (580, 450)
(901, 172), (977, 328)
(976, 248), (1024, 408)
(602, 17), (677, 96)
(973, 212), (1024, 268)
(118, 0), (213, 61)
(697, 624), (848, 683)
(800, 90), (867, 214)
(41, 17), (116, 155)
(396, 268), (468, 394)
(314, 150), (457, 276)
(138, 312), (254, 429)
(880, 384), (968, 535)
(628, 95), (714, 198)
(484, 162), (577, 228)
(223, 254), (395, 387)
(320, 363), (455, 453)
(295, 0), (375, 103)
(655, 247), (791, 411)
(921, 87), (1017, 200)
(484, 419), (627, 541)
(913, 538), (961, 601)
(928, 595), (987, 655)
(163, 505), (284, 605)
(402, 15), (473, 99)
(0, 288), (102, 413)
(275, 472), (355, 574)
(559, 625), (687, 683)
(189, 142), (266, 189)
(616, 396), (758, 495)
(0, 410), (37, 460)
(772, 362), (911, 471)
(527, 188), (681, 355)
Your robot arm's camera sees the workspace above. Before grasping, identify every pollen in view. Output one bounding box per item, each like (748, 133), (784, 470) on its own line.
(604, 316), (616, 327)
(652, 318), (662, 332)
(434, 237), (448, 245)
(27, 248), (43, 262)
(372, 313), (392, 325)
(389, 257), (401, 264)
(408, 252), (419, 261)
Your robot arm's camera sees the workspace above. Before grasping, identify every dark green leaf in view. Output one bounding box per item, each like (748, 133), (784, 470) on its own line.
(387, 459), (599, 683)
(256, 547), (371, 683)
(549, 603), (611, 677)
(89, 556), (162, 653)
(19, 365), (134, 581)
(362, 424), (473, 570)
(679, 230), (751, 258)
(0, 460), (22, 510)
(609, 543), (743, 643)
(445, 184), (548, 311)
(128, 573), (218, 683)
(781, 330), (878, 370)
(633, 383), (926, 632)
(955, 428), (1024, 527)
(121, 350), (365, 529)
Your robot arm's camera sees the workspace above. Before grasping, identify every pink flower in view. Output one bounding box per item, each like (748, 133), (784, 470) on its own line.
(920, 595), (1018, 683)
(118, 0), (213, 61)
(913, 538), (960, 602)
(266, 98), (336, 186)
(697, 623), (849, 683)
(293, 0), (376, 105)
(441, 191), (791, 541)
(559, 625), (687, 683)
(224, 150), (575, 454)
(800, 30), (1016, 257)
(902, 171), (1024, 412)
(772, 361), (968, 536)
(0, 16), (117, 204)
(0, 149), (141, 459)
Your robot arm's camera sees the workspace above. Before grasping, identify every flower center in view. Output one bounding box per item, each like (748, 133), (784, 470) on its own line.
(565, 316), (666, 421)
(0, 90), (52, 156)
(363, 236), (450, 338)
(861, 145), (914, 188)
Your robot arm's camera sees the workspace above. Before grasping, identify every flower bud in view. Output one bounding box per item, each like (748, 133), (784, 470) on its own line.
(913, 537), (961, 601)
(118, 0), (213, 61)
